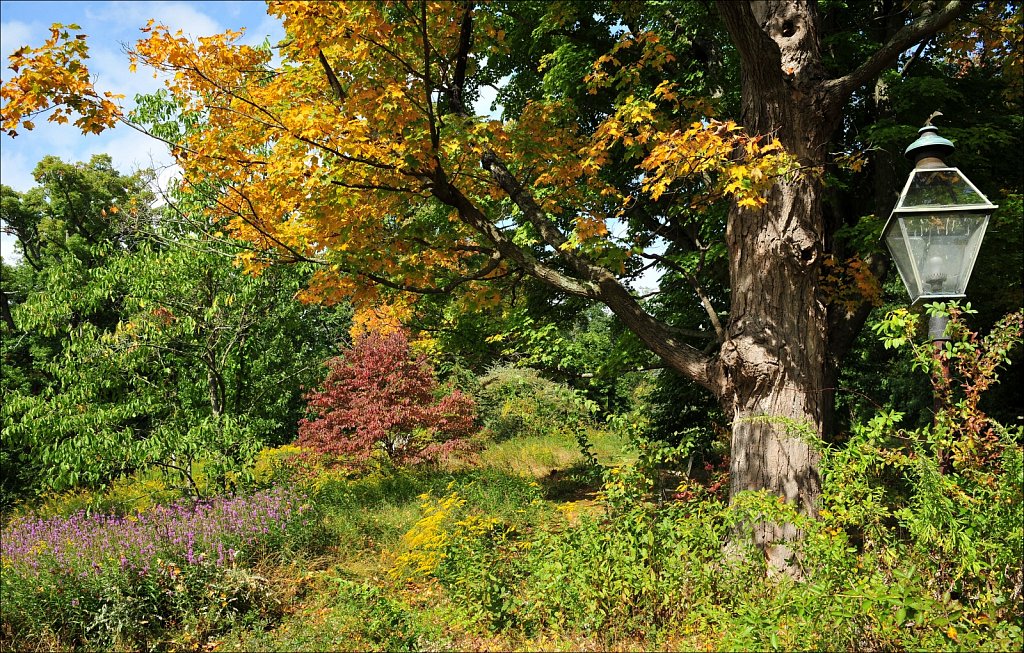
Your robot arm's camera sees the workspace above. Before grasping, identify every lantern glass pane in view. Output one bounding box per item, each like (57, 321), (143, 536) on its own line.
(885, 212), (990, 303)
(899, 169), (990, 209)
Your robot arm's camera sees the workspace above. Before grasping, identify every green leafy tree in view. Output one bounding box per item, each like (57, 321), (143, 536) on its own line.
(1, 156), (351, 502)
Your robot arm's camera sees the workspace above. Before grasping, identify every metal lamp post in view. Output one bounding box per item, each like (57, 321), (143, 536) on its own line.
(881, 122), (997, 310)
(881, 121), (997, 459)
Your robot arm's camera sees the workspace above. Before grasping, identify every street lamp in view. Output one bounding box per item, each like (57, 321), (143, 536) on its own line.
(881, 123), (997, 307)
(881, 121), (998, 467)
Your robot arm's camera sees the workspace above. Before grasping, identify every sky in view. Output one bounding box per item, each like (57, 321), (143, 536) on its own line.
(0, 1), (286, 262)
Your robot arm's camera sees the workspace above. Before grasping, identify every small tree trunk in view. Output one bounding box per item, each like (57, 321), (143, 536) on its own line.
(207, 362), (225, 417)
(0, 290), (16, 332)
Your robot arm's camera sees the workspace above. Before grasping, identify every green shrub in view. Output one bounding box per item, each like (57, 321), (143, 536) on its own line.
(333, 580), (426, 651)
(26, 471), (188, 520)
(475, 366), (593, 442)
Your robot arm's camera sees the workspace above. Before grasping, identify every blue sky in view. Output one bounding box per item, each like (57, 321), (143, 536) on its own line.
(0, 1), (284, 261)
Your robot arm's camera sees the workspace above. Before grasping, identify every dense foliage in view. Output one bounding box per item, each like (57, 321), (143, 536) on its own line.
(1, 0), (1022, 650)
(8, 3), (1021, 549)
(2, 307), (1019, 650)
(1, 156), (351, 504)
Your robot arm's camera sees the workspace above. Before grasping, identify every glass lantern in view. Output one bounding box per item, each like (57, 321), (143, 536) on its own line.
(881, 126), (997, 305)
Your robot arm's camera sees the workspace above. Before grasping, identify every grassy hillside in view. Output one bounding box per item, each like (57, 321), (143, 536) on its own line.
(3, 414), (1021, 652)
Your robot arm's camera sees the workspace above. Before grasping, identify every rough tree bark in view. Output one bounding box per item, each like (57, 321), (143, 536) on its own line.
(297, 3), (962, 565)
(713, 0), (965, 568)
(713, 0), (840, 569)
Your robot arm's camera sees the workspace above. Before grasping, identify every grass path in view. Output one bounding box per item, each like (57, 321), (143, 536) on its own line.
(217, 429), (631, 651)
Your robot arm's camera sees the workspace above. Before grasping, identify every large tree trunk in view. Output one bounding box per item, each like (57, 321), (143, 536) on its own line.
(717, 0), (841, 569)
(712, 0), (965, 570)
(722, 172), (831, 570)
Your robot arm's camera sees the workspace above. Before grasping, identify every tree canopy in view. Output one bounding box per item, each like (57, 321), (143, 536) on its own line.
(1, 155), (352, 499)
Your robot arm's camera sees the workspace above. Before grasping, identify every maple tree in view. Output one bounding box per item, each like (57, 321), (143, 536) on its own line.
(296, 330), (476, 464)
(2, 0), (1017, 566)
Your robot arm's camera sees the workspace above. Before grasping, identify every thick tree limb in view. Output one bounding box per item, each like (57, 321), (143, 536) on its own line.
(0, 290), (16, 332)
(900, 36), (933, 77)
(480, 150), (571, 251)
(419, 0), (440, 150)
(825, 1), (966, 100)
(715, 0), (784, 84)
(428, 171), (600, 299)
(316, 46), (346, 101)
(480, 149), (618, 288)
(434, 155), (721, 392)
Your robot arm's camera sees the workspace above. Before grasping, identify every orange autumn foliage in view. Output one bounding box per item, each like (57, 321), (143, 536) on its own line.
(0, 4), (798, 323)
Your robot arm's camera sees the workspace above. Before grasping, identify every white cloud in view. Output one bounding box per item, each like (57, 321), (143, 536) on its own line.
(239, 13), (285, 47)
(0, 19), (34, 66)
(0, 117), (94, 192)
(0, 147), (36, 192)
(84, 1), (221, 38)
(148, 3), (222, 37)
(91, 46), (166, 106)
(80, 127), (174, 178)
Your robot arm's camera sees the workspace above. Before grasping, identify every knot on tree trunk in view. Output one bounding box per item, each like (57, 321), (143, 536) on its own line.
(480, 149), (499, 172)
(786, 225), (820, 268)
(720, 333), (783, 411)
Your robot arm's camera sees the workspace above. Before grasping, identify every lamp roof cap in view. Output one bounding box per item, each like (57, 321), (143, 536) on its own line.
(905, 124), (955, 162)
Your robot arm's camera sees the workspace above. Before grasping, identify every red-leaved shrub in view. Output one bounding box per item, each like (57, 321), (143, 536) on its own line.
(296, 330), (476, 464)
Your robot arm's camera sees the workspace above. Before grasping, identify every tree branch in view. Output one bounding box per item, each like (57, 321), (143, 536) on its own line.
(448, 0), (475, 115)
(348, 251), (508, 295)
(480, 150), (571, 248)
(419, 0), (440, 150)
(825, 1), (966, 100)
(0, 290), (17, 332)
(428, 171), (601, 299)
(639, 251), (726, 343)
(432, 156), (721, 392)
(316, 45), (347, 101)
(715, 0), (783, 79)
